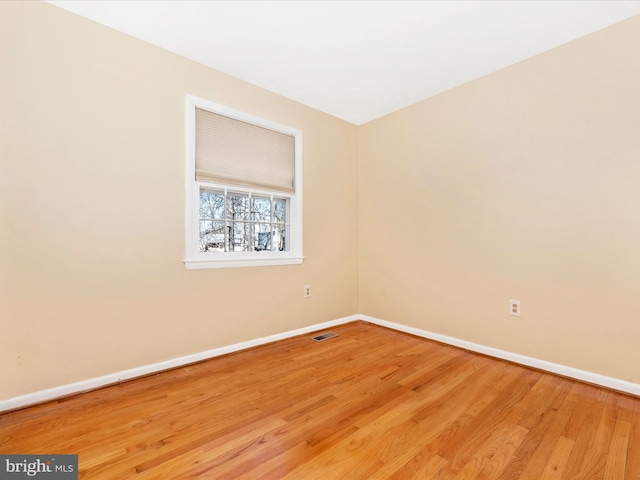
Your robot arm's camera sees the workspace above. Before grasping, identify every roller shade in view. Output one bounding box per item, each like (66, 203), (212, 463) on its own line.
(195, 107), (295, 193)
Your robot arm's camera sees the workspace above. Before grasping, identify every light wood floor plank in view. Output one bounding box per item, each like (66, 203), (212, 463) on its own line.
(501, 381), (581, 479)
(408, 454), (448, 480)
(1, 321), (638, 479)
(602, 418), (630, 479)
(540, 436), (575, 480)
(623, 395), (640, 480)
(561, 389), (614, 479)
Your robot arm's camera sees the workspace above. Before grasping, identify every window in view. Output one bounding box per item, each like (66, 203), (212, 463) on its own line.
(184, 95), (303, 269)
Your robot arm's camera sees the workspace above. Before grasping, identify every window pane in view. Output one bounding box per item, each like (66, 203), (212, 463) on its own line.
(251, 196), (271, 222)
(253, 223), (272, 251)
(274, 224), (286, 251)
(274, 198), (287, 224)
(200, 221), (226, 252)
(228, 193), (248, 221)
(200, 190), (225, 220)
(230, 221), (249, 252)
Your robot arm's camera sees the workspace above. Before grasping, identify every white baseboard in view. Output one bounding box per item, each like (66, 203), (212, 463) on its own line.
(360, 314), (640, 397)
(3, 313), (637, 412)
(0, 314), (358, 413)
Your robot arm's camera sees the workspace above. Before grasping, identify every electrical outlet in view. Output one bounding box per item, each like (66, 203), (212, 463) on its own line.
(509, 300), (521, 317)
(304, 285), (311, 298)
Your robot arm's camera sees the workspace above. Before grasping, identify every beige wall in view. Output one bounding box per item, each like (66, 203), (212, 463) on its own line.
(0, 1), (358, 401)
(358, 15), (640, 382)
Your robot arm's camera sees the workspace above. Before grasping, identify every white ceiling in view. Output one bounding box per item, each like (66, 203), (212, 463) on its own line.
(48, 1), (640, 125)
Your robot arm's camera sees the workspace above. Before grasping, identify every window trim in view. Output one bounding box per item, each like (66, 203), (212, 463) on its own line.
(184, 95), (303, 269)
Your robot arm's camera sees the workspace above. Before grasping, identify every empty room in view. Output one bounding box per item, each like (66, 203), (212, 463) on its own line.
(2, 1), (640, 478)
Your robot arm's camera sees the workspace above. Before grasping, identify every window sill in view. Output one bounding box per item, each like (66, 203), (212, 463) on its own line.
(184, 256), (304, 270)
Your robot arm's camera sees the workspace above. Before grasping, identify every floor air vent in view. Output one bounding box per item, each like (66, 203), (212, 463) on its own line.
(312, 332), (339, 342)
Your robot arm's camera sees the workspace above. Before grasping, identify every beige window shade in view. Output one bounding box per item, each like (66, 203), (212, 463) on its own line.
(195, 108), (295, 193)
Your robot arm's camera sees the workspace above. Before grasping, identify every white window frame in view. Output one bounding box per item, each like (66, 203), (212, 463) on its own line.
(184, 95), (303, 269)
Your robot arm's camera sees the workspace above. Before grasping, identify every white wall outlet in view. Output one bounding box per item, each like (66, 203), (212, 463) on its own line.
(304, 285), (311, 298)
(509, 300), (521, 317)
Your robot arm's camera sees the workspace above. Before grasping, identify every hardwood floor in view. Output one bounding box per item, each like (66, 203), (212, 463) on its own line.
(1, 321), (639, 479)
